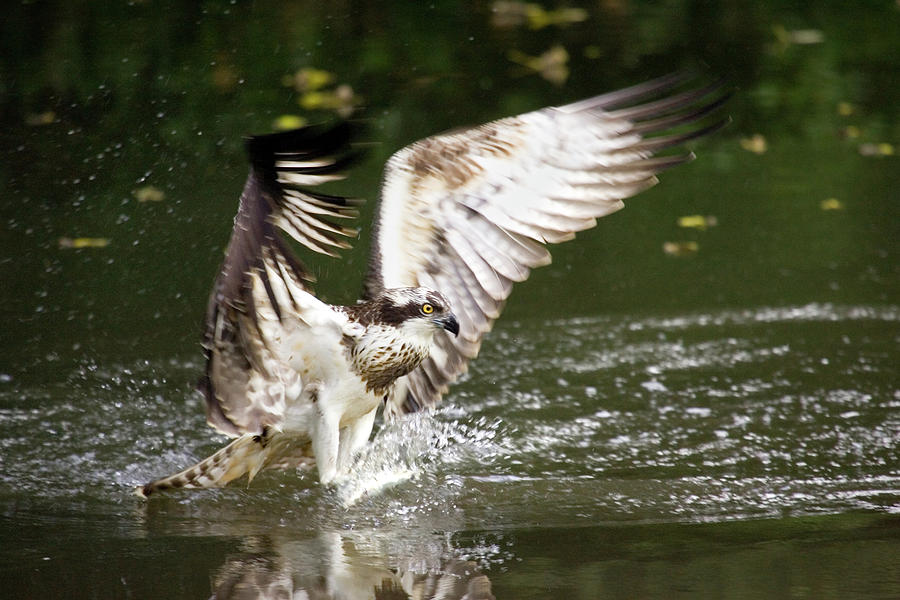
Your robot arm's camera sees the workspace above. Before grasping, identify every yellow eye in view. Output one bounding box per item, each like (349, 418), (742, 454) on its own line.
(421, 303), (434, 315)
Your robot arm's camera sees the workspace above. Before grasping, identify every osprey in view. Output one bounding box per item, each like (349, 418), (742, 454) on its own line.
(138, 73), (727, 496)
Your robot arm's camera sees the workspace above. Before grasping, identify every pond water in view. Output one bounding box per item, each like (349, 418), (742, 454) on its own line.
(1, 2), (899, 599)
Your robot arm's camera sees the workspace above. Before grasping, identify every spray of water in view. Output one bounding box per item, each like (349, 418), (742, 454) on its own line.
(335, 411), (510, 506)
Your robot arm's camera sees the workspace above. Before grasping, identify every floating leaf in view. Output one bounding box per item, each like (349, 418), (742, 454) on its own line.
(492, 2), (587, 29)
(772, 24), (825, 48)
(858, 142), (895, 157)
(740, 134), (768, 154)
(133, 185), (165, 203)
(272, 115), (307, 131)
(663, 241), (699, 256)
(25, 111), (55, 126)
(286, 67), (335, 93)
(491, 1), (531, 28)
(299, 85), (360, 118)
(789, 29), (825, 44)
(211, 63), (239, 92)
(59, 237), (110, 249)
(526, 4), (588, 29)
(837, 102), (855, 116)
(583, 45), (602, 59)
(820, 198), (844, 211)
(508, 45), (569, 85)
(840, 125), (861, 139)
(677, 215), (718, 230)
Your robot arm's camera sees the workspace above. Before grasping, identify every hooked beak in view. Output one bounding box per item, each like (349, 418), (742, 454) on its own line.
(436, 313), (460, 337)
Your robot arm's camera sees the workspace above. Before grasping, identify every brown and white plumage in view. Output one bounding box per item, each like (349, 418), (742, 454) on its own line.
(367, 72), (728, 414)
(138, 72), (727, 496)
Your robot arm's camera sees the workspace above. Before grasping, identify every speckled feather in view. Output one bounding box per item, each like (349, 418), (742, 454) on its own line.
(139, 73), (727, 495)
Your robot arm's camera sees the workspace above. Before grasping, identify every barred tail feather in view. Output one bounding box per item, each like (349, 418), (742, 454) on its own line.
(136, 432), (300, 498)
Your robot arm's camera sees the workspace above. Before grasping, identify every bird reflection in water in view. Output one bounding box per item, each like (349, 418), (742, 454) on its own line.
(209, 531), (494, 600)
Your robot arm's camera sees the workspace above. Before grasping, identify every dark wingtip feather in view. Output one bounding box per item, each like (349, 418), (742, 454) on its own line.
(200, 121), (364, 435)
(637, 116), (732, 153)
(243, 121), (356, 168)
(561, 71), (695, 113)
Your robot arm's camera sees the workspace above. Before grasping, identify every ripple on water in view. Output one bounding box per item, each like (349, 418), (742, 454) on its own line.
(0, 304), (897, 529)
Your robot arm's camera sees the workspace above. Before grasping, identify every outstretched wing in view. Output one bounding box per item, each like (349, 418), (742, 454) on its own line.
(200, 124), (362, 437)
(363, 73), (729, 415)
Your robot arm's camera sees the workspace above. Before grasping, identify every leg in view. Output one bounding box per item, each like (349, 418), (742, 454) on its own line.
(311, 404), (341, 484)
(336, 407), (378, 475)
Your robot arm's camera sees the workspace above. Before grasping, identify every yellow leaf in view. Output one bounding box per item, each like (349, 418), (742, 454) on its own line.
(272, 115), (307, 131)
(740, 134), (767, 154)
(59, 237), (110, 249)
(525, 5), (587, 29)
(820, 198), (844, 211)
(772, 24), (790, 46)
(837, 102), (855, 116)
(841, 125), (860, 139)
(507, 45), (569, 85)
(299, 85), (360, 117)
(490, 1), (529, 28)
(133, 185), (165, 203)
(858, 142), (895, 157)
(677, 215), (718, 230)
(289, 68), (335, 92)
(25, 111), (56, 126)
(524, 4), (550, 29)
(789, 29), (824, 44)
(772, 24), (824, 47)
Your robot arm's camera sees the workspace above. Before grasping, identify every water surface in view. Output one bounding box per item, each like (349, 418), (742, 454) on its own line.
(1, 2), (898, 598)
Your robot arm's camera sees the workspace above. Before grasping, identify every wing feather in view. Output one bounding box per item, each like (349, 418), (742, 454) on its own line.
(445, 227), (512, 303)
(200, 124), (359, 436)
(365, 74), (729, 415)
(457, 221), (532, 282)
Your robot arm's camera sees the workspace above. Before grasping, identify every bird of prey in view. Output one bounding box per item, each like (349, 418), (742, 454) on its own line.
(137, 73), (727, 496)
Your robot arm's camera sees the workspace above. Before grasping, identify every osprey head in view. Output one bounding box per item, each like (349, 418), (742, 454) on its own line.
(376, 287), (459, 337)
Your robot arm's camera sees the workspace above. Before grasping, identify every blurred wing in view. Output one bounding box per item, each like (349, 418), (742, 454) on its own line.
(200, 124), (362, 436)
(365, 73), (729, 415)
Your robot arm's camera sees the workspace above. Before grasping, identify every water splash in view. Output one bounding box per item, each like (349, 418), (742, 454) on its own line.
(335, 411), (509, 506)
(1, 303), (897, 528)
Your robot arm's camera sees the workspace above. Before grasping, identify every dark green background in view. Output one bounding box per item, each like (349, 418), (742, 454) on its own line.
(1, 2), (898, 598)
